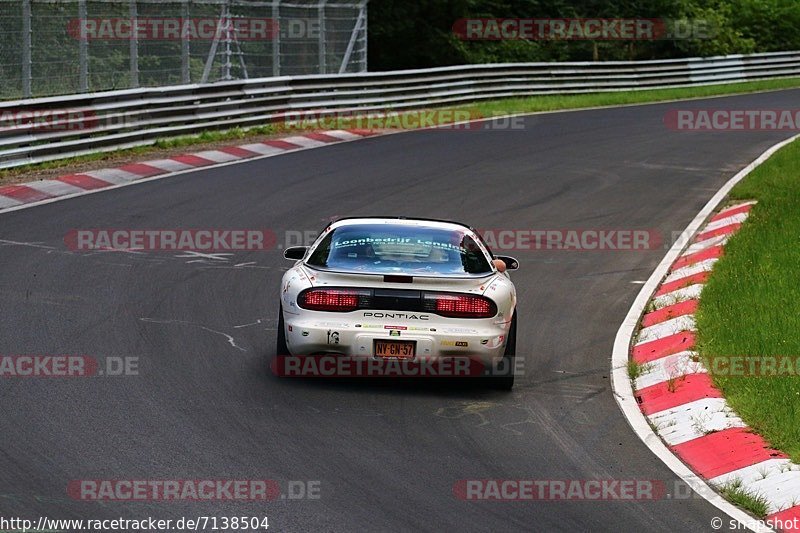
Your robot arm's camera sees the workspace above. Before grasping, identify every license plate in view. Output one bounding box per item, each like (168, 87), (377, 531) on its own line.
(374, 340), (416, 359)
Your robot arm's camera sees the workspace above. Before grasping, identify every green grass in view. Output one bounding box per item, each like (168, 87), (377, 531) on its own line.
(3, 76), (800, 181)
(468, 77), (800, 117)
(0, 125), (280, 181)
(717, 479), (771, 519)
(695, 137), (800, 463)
(152, 125), (278, 149)
(627, 359), (650, 381)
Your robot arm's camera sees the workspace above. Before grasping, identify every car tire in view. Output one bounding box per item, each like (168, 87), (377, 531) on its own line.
(488, 313), (516, 390)
(276, 305), (289, 356)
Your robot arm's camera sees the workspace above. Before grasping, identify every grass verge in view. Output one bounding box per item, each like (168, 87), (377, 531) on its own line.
(695, 136), (800, 463)
(0, 125), (279, 182)
(717, 479), (771, 519)
(469, 77), (800, 117)
(2, 76), (800, 183)
(627, 359), (650, 381)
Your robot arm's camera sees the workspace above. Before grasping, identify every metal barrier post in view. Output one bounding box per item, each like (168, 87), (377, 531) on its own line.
(272, 0), (280, 76)
(181, 0), (190, 84)
(21, 0), (32, 97)
(78, 0), (88, 92)
(130, 0), (139, 87)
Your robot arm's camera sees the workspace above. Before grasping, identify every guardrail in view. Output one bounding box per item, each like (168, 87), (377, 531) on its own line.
(2, 50), (799, 170)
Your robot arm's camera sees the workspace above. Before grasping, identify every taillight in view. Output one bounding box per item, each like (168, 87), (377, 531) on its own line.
(423, 293), (497, 318)
(298, 289), (371, 312)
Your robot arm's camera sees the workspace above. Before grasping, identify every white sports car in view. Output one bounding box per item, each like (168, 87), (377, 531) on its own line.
(276, 217), (519, 389)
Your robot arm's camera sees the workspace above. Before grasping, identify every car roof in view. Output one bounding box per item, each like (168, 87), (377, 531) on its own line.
(326, 216), (475, 233)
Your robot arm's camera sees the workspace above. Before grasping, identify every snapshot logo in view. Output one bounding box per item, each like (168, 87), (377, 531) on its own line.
(272, 355), (521, 379)
(67, 479), (321, 501)
(0, 108), (97, 133)
(453, 479), (667, 501)
(665, 109), (800, 131)
(281, 110), (525, 131)
(733, 517), (800, 532)
(453, 18), (714, 41)
(0, 355), (138, 378)
(706, 356), (800, 377)
(64, 229), (277, 252)
(479, 229), (662, 252)
(67, 18), (279, 41)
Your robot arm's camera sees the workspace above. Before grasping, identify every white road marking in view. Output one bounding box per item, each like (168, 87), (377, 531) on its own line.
(648, 397), (746, 446)
(142, 159), (195, 172)
(174, 251), (233, 262)
(703, 212), (749, 233)
(650, 284), (704, 310)
(684, 234), (729, 255)
(323, 130), (363, 141)
(24, 180), (86, 197)
(238, 143), (287, 156)
(711, 461), (800, 514)
(281, 136), (328, 148)
(664, 258), (719, 284)
(193, 150), (242, 163)
(83, 168), (142, 184)
(636, 315), (697, 344)
(139, 318), (246, 352)
(634, 351), (705, 391)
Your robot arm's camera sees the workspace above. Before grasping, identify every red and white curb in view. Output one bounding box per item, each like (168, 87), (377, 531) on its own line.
(633, 201), (800, 528)
(0, 129), (378, 213)
(611, 132), (800, 533)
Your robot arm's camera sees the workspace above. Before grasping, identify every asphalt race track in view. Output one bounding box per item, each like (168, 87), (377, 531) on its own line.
(1, 90), (797, 532)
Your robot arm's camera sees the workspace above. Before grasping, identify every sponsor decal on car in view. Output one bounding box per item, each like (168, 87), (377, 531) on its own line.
(441, 341), (469, 347)
(363, 312), (430, 320)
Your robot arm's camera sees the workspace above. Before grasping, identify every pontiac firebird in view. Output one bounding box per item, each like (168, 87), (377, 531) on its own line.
(276, 217), (519, 389)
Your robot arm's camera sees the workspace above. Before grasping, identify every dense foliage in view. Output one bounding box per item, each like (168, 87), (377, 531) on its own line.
(367, 0), (800, 70)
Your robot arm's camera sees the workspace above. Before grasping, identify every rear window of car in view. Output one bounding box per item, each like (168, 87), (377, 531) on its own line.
(306, 224), (492, 276)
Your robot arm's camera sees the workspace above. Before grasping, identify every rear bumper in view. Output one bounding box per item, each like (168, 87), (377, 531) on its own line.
(282, 311), (510, 364)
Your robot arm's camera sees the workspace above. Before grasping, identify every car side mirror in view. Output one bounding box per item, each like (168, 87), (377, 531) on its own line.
(495, 255), (519, 271)
(283, 246), (308, 260)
